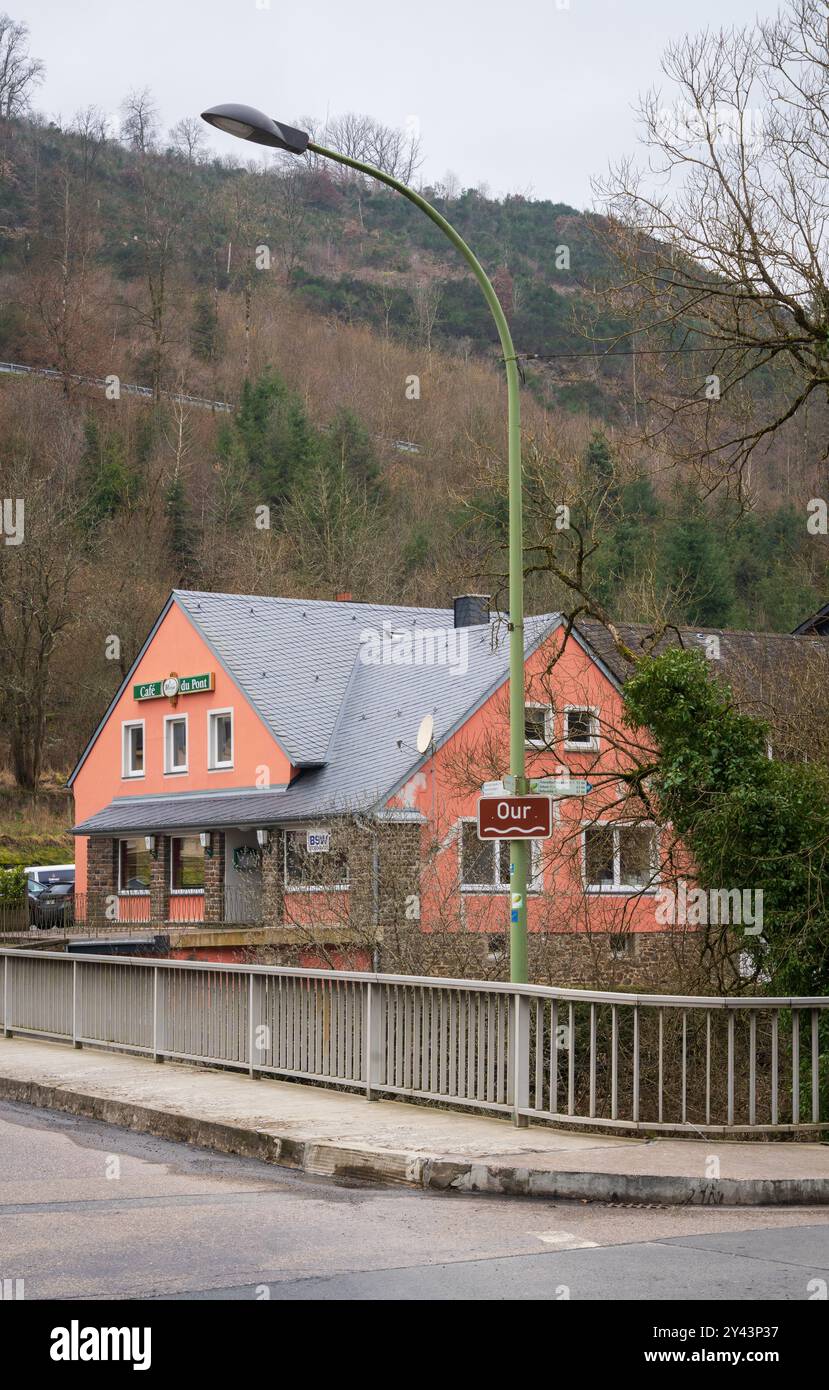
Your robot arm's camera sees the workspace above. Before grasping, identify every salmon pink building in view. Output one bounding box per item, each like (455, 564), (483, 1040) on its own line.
(70, 588), (799, 980)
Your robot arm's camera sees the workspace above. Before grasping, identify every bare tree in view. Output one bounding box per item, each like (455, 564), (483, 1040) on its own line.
(0, 12), (43, 119)
(412, 278), (442, 355)
(169, 116), (206, 165)
(594, 0), (829, 497)
(119, 87), (159, 155)
(0, 387), (84, 790)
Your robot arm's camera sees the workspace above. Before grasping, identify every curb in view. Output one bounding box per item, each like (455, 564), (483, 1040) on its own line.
(2, 1075), (828, 1207)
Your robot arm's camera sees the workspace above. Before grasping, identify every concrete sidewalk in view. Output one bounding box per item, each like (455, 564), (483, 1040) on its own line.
(1, 1036), (827, 1206)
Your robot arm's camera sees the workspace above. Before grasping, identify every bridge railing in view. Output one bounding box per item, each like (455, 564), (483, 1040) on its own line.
(1, 949), (826, 1135)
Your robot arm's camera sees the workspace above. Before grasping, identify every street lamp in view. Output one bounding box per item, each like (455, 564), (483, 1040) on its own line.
(202, 102), (529, 983)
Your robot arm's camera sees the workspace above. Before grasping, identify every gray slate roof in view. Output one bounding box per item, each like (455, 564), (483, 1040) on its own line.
(575, 618), (829, 755)
(74, 592), (561, 835)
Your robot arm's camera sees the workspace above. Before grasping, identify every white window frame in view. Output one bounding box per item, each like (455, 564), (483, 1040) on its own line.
(169, 834), (206, 896)
(207, 706), (234, 771)
(524, 702), (553, 749)
(164, 713), (189, 775)
(117, 837), (151, 895)
(283, 829), (349, 893)
(582, 821), (658, 895)
(121, 720), (145, 779)
(563, 705), (600, 752)
(458, 818), (543, 893)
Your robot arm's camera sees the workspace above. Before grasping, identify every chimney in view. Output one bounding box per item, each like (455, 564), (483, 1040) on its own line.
(453, 594), (490, 628)
(334, 591), (352, 602)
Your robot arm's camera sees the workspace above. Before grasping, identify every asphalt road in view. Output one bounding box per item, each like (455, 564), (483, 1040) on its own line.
(2, 1100), (828, 1301)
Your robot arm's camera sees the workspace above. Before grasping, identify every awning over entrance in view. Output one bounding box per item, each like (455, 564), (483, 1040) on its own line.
(73, 789), (292, 835)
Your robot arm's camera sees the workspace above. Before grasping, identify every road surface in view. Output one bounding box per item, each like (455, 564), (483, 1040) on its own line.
(1, 1100), (827, 1301)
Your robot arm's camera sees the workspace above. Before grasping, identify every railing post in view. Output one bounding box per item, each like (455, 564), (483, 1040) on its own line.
(72, 960), (82, 1048)
(2, 954), (11, 1037)
(152, 965), (165, 1063)
(365, 979), (384, 1101)
(512, 990), (530, 1127)
(248, 971), (264, 1079)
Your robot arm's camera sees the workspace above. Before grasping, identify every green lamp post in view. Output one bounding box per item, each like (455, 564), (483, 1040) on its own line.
(201, 103), (529, 982)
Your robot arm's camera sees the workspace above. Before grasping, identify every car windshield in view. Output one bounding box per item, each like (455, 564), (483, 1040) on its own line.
(28, 879), (47, 895)
(44, 871), (74, 884)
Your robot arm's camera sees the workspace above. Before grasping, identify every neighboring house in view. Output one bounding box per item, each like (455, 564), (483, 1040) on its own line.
(69, 590), (829, 983)
(792, 602), (829, 637)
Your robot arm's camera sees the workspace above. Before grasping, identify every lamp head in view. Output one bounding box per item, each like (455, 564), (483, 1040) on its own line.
(201, 103), (309, 154)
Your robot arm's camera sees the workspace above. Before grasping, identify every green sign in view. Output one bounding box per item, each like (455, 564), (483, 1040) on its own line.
(133, 672), (215, 701)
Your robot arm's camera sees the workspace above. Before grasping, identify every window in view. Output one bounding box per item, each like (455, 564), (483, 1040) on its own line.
(609, 934), (632, 960)
(564, 706), (599, 751)
(164, 716), (188, 774)
(119, 838), (151, 893)
(284, 830), (348, 890)
(171, 835), (205, 892)
(208, 708), (233, 769)
(460, 821), (542, 891)
(122, 722), (144, 777)
(524, 703), (551, 748)
(584, 824), (657, 892)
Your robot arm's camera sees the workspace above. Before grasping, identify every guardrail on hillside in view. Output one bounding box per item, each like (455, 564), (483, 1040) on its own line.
(2, 950), (826, 1135)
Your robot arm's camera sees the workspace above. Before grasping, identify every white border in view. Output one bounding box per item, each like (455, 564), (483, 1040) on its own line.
(458, 817), (542, 893)
(117, 836), (150, 895)
(121, 720), (145, 779)
(170, 833), (206, 895)
(164, 713), (189, 775)
(581, 820), (658, 894)
(524, 701), (553, 749)
(563, 704), (600, 752)
(207, 706), (234, 771)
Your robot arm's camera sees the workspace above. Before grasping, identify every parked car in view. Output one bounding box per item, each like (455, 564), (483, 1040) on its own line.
(25, 864), (75, 887)
(25, 866), (75, 929)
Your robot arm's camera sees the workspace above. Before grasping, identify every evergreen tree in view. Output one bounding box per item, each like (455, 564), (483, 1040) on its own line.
(660, 489), (735, 627)
(233, 373), (320, 505)
(325, 407), (383, 501)
(78, 418), (136, 527)
(164, 471), (197, 581)
(191, 291), (220, 363)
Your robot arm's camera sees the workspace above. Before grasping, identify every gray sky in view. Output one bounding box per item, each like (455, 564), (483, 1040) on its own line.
(22, 0), (772, 206)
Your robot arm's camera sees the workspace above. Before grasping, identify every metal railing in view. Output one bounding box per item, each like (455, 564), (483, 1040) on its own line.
(1, 949), (826, 1135)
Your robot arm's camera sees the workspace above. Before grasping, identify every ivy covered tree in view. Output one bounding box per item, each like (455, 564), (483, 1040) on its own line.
(623, 646), (829, 1000)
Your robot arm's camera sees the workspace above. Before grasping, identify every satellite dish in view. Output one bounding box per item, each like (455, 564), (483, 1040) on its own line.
(416, 713), (435, 754)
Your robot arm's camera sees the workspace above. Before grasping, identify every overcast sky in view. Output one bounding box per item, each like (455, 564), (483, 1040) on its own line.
(21, 0), (773, 206)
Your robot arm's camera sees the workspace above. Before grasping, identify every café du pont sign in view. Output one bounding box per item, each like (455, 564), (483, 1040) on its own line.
(133, 672), (215, 701)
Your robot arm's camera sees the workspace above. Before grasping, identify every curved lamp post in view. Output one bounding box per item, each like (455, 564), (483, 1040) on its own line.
(202, 103), (529, 983)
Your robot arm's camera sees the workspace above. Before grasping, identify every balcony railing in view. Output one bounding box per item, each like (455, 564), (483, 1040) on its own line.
(1, 948), (827, 1136)
(0, 886), (265, 939)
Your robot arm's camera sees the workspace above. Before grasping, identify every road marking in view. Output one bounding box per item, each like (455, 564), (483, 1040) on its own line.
(532, 1230), (599, 1249)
